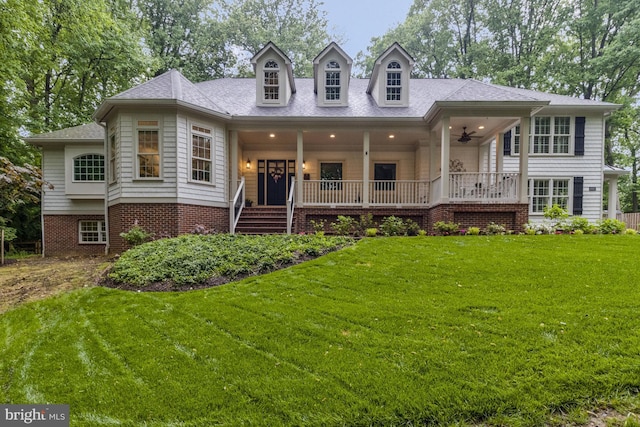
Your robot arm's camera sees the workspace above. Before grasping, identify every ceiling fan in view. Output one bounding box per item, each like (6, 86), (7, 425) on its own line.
(454, 127), (481, 144)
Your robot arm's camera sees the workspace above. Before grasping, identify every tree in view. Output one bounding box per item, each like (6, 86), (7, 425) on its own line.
(222, 0), (337, 77)
(134, 0), (233, 81)
(611, 103), (640, 212)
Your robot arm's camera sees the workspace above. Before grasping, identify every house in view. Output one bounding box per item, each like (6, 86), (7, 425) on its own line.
(27, 42), (622, 256)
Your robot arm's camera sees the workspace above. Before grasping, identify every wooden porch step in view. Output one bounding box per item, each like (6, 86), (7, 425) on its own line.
(235, 207), (289, 234)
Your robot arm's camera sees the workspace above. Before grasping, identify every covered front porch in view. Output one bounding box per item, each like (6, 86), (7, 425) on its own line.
(228, 107), (539, 233)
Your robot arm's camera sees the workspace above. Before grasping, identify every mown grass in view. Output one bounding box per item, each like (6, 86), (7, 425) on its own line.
(1, 235), (640, 426)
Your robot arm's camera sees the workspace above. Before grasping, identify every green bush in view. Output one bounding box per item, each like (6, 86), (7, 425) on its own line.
(309, 219), (326, 235)
(331, 215), (357, 236)
(569, 216), (595, 234)
(359, 213), (376, 231)
(365, 228), (378, 237)
(624, 228), (638, 235)
(597, 218), (626, 234)
(379, 216), (407, 236)
(466, 226), (481, 235)
(120, 223), (154, 247)
(484, 222), (506, 235)
(433, 221), (460, 236)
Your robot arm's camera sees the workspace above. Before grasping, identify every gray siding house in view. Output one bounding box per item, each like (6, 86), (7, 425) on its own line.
(27, 42), (622, 256)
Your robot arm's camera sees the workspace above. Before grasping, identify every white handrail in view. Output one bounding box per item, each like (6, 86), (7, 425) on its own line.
(286, 176), (296, 234)
(229, 177), (245, 235)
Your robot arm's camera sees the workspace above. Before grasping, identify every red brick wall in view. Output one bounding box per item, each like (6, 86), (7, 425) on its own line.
(429, 203), (529, 233)
(294, 207), (430, 233)
(43, 215), (106, 256)
(108, 203), (229, 253)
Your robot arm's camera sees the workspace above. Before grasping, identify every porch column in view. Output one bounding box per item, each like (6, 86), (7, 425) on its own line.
(429, 131), (438, 205)
(608, 177), (618, 219)
(440, 117), (450, 203)
(230, 130), (238, 197)
(296, 130), (304, 207)
(495, 132), (504, 174)
(363, 131), (370, 208)
(518, 117), (530, 204)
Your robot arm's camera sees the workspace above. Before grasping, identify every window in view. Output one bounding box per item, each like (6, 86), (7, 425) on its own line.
(73, 154), (104, 182)
(386, 61), (402, 101)
(325, 61), (341, 101)
(374, 163), (396, 191)
(530, 178), (570, 213)
(79, 220), (106, 244)
(191, 125), (213, 183)
(512, 117), (572, 155)
(263, 60), (280, 101)
(320, 162), (342, 190)
(109, 133), (117, 183)
(137, 120), (160, 178)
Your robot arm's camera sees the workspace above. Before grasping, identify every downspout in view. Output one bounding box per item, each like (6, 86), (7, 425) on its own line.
(39, 146), (45, 258)
(98, 121), (110, 255)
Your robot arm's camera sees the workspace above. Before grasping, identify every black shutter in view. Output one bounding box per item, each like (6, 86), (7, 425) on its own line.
(573, 176), (584, 215)
(503, 130), (512, 156)
(574, 117), (585, 156)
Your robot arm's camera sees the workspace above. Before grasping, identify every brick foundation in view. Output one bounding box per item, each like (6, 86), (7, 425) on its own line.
(428, 203), (529, 233)
(294, 204), (529, 234)
(108, 203), (229, 253)
(43, 215), (106, 256)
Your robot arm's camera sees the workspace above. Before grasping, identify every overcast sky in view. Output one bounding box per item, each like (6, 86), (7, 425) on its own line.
(319, 0), (413, 57)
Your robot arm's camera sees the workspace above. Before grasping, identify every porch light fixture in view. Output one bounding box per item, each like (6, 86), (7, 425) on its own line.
(478, 125), (485, 130)
(246, 158), (251, 169)
(389, 134), (395, 139)
(303, 160), (306, 169)
(269, 133), (275, 138)
(330, 134), (335, 138)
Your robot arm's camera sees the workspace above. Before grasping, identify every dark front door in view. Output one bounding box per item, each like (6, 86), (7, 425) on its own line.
(258, 159), (295, 206)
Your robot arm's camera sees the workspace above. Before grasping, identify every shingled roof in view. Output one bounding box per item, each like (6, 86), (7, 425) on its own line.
(26, 122), (104, 144)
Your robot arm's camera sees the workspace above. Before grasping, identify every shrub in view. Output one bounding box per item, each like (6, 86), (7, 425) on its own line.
(433, 221), (460, 236)
(597, 218), (626, 234)
(569, 216), (595, 234)
(309, 219), (327, 235)
(484, 222), (506, 235)
(524, 221), (554, 235)
(573, 229), (584, 236)
(365, 228), (378, 237)
(624, 228), (638, 235)
(359, 213), (376, 231)
(120, 222), (154, 247)
(379, 216), (407, 236)
(405, 219), (420, 236)
(466, 227), (481, 235)
(418, 229), (427, 236)
(331, 216), (357, 236)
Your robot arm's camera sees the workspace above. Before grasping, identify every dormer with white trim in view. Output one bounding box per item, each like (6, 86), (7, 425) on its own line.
(313, 42), (353, 107)
(250, 42), (296, 107)
(366, 43), (414, 107)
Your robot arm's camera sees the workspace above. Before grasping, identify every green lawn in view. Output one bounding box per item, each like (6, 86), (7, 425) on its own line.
(1, 235), (640, 426)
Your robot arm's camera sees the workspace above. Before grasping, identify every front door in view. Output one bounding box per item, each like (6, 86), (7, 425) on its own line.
(258, 159), (295, 206)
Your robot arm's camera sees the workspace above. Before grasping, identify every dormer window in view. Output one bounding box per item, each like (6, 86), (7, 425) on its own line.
(386, 61), (402, 102)
(325, 61), (341, 101)
(263, 60), (280, 101)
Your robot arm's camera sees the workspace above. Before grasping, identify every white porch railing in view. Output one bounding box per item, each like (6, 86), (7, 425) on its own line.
(368, 180), (429, 206)
(449, 173), (519, 202)
(229, 177), (245, 235)
(303, 180), (364, 206)
(286, 176), (295, 234)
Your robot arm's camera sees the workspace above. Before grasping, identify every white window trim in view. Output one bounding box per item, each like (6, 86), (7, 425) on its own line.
(188, 122), (215, 186)
(528, 177), (572, 215)
(72, 153), (105, 183)
(78, 220), (107, 244)
(134, 118), (163, 180)
(262, 59), (281, 104)
(324, 60), (341, 103)
(511, 116), (574, 156)
(385, 61), (403, 104)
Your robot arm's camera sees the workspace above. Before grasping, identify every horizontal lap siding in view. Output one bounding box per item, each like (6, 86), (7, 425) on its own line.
(177, 115), (228, 204)
(502, 115), (604, 222)
(42, 147), (104, 214)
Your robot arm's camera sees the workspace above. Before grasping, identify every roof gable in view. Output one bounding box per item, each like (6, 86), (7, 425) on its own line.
(250, 41), (296, 94)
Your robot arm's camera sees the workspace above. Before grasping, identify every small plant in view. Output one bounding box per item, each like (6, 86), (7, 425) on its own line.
(569, 216), (595, 234)
(484, 222), (506, 235)
(433, 221), (460, 236)
(309, 219), (327, 235)
(379, 216), (407, 236)
(365, 228), (378, 237)
(190, 224), (216, 235)
(466, 227), (481, 235)
(544, 204), (569, 231)
(359, 213), (376, 231)
(120, 221), (154, 246)
(624, 228), (638, 235)
(405, 219), (420, 236)
(597, 218), (626, 234)
(573, 229), (584, 236)
(331, 215), (357, 236)
(245, 199), (253, 207)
